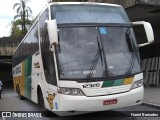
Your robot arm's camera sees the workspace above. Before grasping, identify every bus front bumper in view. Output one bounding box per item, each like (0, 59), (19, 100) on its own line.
(58, 86), (143, 115)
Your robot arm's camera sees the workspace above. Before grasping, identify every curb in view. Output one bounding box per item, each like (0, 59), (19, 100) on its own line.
(143, 102), (160, 109)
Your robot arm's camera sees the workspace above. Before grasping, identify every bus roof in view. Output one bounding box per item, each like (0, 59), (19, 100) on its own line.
(49, 2), (121, 7)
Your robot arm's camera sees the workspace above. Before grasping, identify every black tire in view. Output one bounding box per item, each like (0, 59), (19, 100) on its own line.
(17, 87), (24, 100)
(38, 89), (50, 116)
(38, 89), (45, 110)
(0, 90), (1, 99)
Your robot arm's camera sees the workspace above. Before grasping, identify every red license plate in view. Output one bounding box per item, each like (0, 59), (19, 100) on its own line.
(103, 99), (118, 106)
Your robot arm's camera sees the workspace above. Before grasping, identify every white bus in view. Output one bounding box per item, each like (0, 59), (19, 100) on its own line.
(12, 2), (154, 116)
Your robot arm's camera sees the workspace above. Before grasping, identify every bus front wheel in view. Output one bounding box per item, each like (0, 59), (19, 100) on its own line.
(38, 89), (45, 111)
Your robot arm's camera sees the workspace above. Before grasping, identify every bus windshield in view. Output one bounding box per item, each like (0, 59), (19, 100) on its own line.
(56, 26), (141, 80)
(51, 4), (130, 24)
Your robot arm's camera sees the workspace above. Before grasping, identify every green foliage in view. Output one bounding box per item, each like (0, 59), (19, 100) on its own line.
(10, 27), (22, 37)
(11, 0), (33, 37)
(10, 20), (25, 37)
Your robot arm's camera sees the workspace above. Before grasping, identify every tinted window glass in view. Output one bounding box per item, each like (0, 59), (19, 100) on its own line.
(57, 26), (141, 80)
(51, 5), (130, 24)
(12, 22), (39, 67)
(31, 23), (39, 53)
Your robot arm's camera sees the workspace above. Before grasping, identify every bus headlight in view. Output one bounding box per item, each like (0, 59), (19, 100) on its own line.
(59, 87), (85, 96)
(131, 80), (143, 90)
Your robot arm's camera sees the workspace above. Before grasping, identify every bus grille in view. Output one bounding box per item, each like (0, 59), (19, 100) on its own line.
(83, 85), (131, 97)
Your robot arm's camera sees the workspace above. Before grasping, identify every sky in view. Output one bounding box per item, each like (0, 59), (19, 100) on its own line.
(0, 0), (48, 37)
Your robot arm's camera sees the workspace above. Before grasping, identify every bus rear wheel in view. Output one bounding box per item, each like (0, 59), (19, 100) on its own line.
(16, 86), (24, 100)
(0, 90), (1, 99)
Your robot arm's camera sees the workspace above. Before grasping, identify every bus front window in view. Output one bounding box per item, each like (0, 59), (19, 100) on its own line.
(56, 26), (141, 81)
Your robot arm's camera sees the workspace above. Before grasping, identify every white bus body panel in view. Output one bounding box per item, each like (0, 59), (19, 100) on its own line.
(58, 86), (143, 116)
(52, 73), (144, 116)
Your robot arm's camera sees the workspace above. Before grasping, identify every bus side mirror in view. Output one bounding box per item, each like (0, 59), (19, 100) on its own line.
(132, 21), (154, 47)
(46, 20), (58, 50)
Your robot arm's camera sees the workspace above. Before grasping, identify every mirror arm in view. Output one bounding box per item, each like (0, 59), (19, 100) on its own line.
(49, 42), (57, 52)
(138, 43), (150, 47)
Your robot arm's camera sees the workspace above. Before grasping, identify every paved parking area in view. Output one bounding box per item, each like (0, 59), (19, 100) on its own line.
(0, 91), (41, 111)
(144, 87), (160, 105)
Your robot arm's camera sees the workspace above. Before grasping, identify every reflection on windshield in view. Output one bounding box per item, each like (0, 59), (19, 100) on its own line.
(51, 5), (130, 24)
(57, 26), (141, 80)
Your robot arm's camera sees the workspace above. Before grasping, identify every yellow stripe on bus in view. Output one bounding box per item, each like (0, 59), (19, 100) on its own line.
(123, 77), (134, 85)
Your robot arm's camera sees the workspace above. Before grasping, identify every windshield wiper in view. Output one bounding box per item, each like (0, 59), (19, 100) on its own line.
(97, 37), (104, 66)
(86, 37), (103, 79)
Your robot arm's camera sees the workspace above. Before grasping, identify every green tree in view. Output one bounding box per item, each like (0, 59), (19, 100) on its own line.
(10, 20), (23, 37)
(10, 19), (33, 37)
(13, 0), (32, 33)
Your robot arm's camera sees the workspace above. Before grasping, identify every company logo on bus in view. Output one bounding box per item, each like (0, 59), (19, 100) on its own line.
(83, 83), (100, 88)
